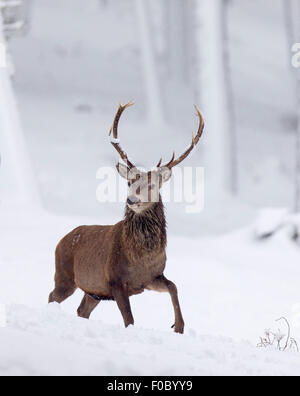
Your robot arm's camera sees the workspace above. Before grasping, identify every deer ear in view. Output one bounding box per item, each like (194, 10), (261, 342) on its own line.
(159, 167), (172, 183)
(116, 163), (130, 179)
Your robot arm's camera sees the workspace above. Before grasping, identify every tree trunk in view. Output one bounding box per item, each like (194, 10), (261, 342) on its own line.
(284, 0), (300, 213)
(0, 12), (40, 208)
(221, 0), (238, 195)
(135, 0), (164, 125)
(165, 0), (186, 85)
(194, 0), (231, 194)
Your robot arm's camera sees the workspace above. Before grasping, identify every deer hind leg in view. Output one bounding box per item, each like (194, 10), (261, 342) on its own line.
(77, 293), (100, 319)
(111, 283), (134, 328)
(147, 275), (184, 334)
(48, 250), (76, 304)
(48, 283), (76, 304)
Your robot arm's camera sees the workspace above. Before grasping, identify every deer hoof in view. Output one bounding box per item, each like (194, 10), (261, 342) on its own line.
(173, 322), (184, 334)
(125, 319), (134, 328)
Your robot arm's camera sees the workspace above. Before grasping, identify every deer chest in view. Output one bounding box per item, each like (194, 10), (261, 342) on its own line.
(126, 250), (166, 294)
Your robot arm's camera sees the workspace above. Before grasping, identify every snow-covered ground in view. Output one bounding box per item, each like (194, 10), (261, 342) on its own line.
(2, 304), (300, 376)
(1, 206), (300, 375)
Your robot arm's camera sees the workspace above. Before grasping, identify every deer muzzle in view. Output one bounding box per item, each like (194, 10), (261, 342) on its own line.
(127, 196), (140, 206)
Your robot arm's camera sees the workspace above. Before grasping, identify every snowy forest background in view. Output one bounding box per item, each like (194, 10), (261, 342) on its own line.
(2, 0), (300, 376)
(4, 0), (300, 234)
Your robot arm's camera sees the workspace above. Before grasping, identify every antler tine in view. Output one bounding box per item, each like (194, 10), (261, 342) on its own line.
(164, 152), (175, 168)
(156, 158), (162, 168)
(160, 105), (204, 169)
(109, 101), (136, 169)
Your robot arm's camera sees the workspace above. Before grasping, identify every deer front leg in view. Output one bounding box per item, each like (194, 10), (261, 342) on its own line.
(147, 275), (184, 334)
(111, 282), (134, 328)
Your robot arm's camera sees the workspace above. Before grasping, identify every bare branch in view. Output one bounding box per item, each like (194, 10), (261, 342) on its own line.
(276, 317), (290, 351)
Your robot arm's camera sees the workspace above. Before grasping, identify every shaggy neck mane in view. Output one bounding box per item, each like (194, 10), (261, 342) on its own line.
(124, 197), (167, 251)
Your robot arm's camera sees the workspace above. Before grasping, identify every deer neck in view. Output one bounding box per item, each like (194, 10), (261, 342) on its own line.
(124, 196), (167, 251)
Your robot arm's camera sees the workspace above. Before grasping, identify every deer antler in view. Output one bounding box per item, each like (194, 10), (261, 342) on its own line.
(159, 105), (205, 169)
(109, 101), (136, 169)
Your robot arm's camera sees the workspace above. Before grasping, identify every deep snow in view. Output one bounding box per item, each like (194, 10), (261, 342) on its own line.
(1, 303), (300, 376)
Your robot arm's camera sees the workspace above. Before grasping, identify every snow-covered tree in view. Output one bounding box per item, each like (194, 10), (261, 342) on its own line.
(194, 0), (232, 194)
(135, 0), (164, 125)
(165, 0), (186, 87)
(284, 0), (300, 213)
(221, 0), (238, 195)
(0, 7), (40, 208)
(255, 0), (300, 239)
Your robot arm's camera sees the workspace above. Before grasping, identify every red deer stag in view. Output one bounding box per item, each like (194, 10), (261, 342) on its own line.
(49, 102), (204, 334)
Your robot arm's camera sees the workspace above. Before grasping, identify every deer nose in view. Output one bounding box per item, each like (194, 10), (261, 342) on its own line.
(127, 196), (138, 206)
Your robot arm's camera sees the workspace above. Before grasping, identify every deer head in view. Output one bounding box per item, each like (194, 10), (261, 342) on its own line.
(109, 102), (205, 214)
